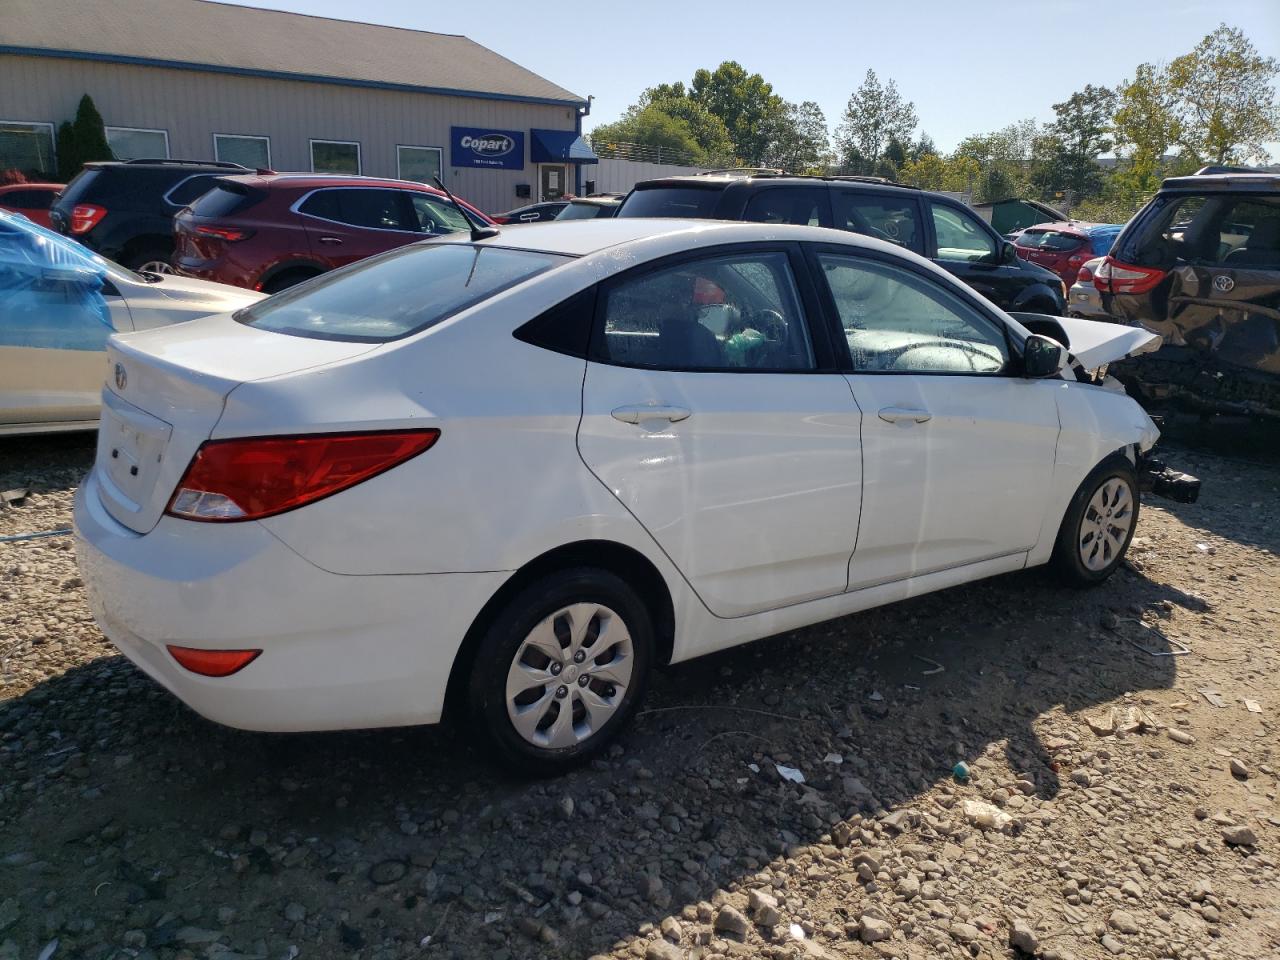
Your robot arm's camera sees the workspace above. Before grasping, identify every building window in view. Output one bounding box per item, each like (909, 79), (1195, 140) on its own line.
(311, 139), (360, 174)
(397, 145), (442, 184)
(0, 121), (56, 179)
(105, 127), (170, 161)
(214, 134), (270, 170)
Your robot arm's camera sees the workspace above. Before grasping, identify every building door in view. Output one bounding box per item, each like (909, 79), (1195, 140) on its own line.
(540, 165), (568, 201)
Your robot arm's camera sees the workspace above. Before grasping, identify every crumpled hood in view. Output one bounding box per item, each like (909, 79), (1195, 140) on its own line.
(1052, 314), (1162, 370)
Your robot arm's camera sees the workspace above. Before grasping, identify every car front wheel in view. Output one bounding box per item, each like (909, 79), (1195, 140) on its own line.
(467, 568), (653, 774)
(1052, 455), (1140, 585)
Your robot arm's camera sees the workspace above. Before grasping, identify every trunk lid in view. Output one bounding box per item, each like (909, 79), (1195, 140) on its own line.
(95, 314), (378, 533)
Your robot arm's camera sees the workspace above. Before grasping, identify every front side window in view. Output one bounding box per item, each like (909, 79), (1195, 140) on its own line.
(834, 192), (924, 254)
(743, 188), (828, 226)
(409, 193), (471, 234)
(931, 203), (997, 262)
(593, 251), (815, 371)
(214, 134), (270, 169)
(819, 253), (1008, 374)
(105, 127), (169, 161)
(397, 146), (442, 184)
(310, 140), (361, 174)
(236, 244), (568, 342)
(0, 121), (56, 179)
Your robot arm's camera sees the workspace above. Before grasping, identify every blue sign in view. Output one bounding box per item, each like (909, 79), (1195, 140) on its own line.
(450, 127), (524, 170)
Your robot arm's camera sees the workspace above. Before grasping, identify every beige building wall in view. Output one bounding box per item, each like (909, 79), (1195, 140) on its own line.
(0, 54), (582, 213)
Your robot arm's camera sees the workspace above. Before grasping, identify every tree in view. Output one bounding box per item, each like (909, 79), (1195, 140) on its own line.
(910, 132), (937, 162)
(689, 61), (787, 163)
(56, 94), (113, 180)
(761, 100), (830, 172)
(590, 106), (705, 164)
(1112, 62), (1184, 196)
(639, 91), (736, 164)
(1031, 84), (1117, 199)
(953, 119), (1039, 202)
(1168, 23), (1280, 164)
(898, 153), (980, 194)
(835, 69), (917, 171)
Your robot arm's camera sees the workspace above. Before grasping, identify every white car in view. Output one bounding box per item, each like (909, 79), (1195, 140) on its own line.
(1068, 256), (1108, 318)
(0, 209), (262, 435)
(74, 218), (1195, 773)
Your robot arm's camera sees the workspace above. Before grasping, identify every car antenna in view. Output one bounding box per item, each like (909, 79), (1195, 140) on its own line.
(432, 175), (499, 242)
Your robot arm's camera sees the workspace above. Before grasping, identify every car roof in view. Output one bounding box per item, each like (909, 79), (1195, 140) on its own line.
(1161, 172), (1280, 191)
(0, 182), (62, 191)
(463, 217), (921, 259)
(568, 196), (622, 206)
(219, 173), (450, 193)
(631, 172), (926, 195)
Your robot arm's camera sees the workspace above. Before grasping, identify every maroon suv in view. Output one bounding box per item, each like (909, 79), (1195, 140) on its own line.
(173, 174), (493, 292)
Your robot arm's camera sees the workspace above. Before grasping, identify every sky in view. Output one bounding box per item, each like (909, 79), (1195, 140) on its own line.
(221, 0), (1280, 155)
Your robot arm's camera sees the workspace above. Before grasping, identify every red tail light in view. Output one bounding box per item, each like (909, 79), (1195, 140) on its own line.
(167, 645), (262, 677)
(194, 224), (255, 242)
(1077, 264), (1094, 283)
(69, 204), (107, 235)
(1094, 256), (1166, 295)
(166, 429), (440, 522)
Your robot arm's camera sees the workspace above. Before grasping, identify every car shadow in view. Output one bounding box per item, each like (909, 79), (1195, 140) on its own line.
(0, 557), (1187, 958)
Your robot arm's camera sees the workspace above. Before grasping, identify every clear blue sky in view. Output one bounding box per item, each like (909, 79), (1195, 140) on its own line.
(222, 0), (1279, 154)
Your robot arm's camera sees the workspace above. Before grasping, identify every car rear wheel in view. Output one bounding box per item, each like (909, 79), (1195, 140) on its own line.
(1052, 455), (1140, 586)
(126, 247), (175, 274)
(466, 568), (653, 775)
(261, 268), (321, 294)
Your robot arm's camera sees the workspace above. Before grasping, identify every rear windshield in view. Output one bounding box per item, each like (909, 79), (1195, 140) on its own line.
(1120, 193), (1280, 267)
(1017, 230), (1085, 251)
(55, 169), (101, 206)
(190, 183), (264, 218)
(556, 202), (613, 220)
(235, 243), (569, 342)
(618, 186), (721, 218)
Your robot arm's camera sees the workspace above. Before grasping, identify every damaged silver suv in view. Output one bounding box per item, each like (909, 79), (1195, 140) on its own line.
(1098, 168), (1280, 418)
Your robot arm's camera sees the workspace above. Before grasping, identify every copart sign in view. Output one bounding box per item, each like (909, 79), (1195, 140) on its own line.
(450, 127), (525, 170)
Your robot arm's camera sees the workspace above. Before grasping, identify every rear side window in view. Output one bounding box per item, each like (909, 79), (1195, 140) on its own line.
(833, 192), (923, 254)
(166, 174), (223, 206)
(189, 184), (263, 218)
(744, 188), (829, 227)
(619, 186), (722, 218)
(300, 188), (411, 231)
(236, 243), (569, 342)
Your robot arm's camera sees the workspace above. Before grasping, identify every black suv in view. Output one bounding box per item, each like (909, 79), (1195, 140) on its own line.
(617, 171), (1067, 315)
(1098, 169), (1280, 417)
(50, 158), (261, 272)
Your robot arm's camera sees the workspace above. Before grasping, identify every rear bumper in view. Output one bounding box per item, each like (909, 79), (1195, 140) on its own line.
(73, 469), (508, 732)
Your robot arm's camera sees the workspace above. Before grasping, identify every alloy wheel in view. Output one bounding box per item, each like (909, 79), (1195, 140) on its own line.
(1078, 477), (1134, 571)
(137, 260), (174, 275)
(505, 602), (634, 749)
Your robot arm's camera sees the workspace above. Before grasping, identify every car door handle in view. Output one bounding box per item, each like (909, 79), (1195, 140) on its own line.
(878, 406), (932, 424)
(611, 404), (692, 425)
(317, 236), (343, 245)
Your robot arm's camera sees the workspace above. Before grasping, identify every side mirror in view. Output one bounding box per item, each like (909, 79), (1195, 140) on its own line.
(1001, 241), (1019, 264)
(1022, 333), (1069, 378)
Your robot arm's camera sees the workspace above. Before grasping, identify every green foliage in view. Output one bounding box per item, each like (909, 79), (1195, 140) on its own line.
(689, 61), (787, 163)
(953, 119), (1038, 201)
(835, 69), (917, 171)
(56, 94), (113, 180)
(590, 106), (707, 164)
(761, 101), (831, 172)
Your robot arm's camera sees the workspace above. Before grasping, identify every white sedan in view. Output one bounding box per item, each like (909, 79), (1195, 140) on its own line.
(0, 209), (262, 435)
(74, 218), (1195, 773)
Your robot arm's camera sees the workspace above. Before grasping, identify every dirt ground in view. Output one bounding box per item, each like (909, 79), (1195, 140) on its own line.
(1, 433), (1277, 960)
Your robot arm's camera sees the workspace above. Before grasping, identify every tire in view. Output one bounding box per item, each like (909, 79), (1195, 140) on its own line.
(125, 246), (175, 274)
(1051, 455), (1140, 586)
(261, 269), (321, 294)
(466, 567), (654, 775)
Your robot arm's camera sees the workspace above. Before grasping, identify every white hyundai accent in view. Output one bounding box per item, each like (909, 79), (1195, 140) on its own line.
(74, 218), (1198, 773)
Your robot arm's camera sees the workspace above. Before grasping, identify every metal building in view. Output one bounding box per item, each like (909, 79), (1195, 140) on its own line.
(0, 0), (597, 214)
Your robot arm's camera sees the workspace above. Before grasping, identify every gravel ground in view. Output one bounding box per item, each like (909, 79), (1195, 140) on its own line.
(1, 432), (1277, 960)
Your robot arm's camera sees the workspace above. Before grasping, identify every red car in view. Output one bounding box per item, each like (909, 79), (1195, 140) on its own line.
(1014, 221), (1122, 286)
(173, 174), (494, 293)
(0, 183), (64, 228)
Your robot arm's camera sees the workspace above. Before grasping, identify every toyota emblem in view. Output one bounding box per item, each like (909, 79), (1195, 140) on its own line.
(1212, 274), (1235, 293)
(114, 363), (127, 391)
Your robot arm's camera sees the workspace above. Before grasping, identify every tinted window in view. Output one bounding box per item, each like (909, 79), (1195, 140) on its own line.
(819, 253), (1007, 374)
(236, 244), (567, 342)
(594, 251), (814, 371)
(166, 175), (222, 206)
(618, 186), (721, 218)
(55, 169), (101, 206)
(1017, 230), (1085, 252)
(409, 194), (471, 234)
(931, 203), (998, 262)
(834, 192), (923, 254)
(301, 189), (411, 231)
(1, 189), (55, 210)
(743, 188), (828, 226)
(556, 202), (613, 220)
(189, 184), (263, 219)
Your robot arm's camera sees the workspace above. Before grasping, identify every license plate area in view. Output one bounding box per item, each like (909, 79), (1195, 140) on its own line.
(97, 392), (172, 512)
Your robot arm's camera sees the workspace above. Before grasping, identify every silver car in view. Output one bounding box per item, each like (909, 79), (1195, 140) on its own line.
(1, 210), (262, 435)
(1068, 256), (1108, 318)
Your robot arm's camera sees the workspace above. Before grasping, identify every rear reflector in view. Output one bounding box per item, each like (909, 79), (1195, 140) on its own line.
(167, 645), (261, 677)
(1094, 256), (1166, 295)
(166, 429), (440, 522)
